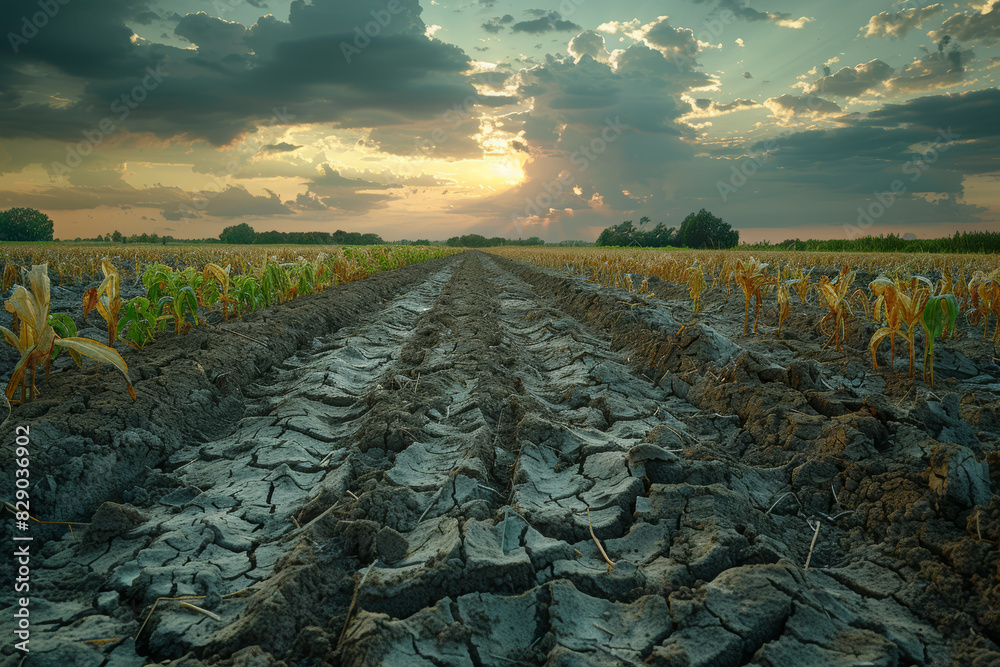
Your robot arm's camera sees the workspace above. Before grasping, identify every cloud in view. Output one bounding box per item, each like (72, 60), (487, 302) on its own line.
(887, 38), (973, 93)
(861, 4), (944, 38)
(455, 38), (718, 233)
(685, 97), (760, 118)
(258, 142), (302, 154)
(764, 94), (842, 120)
(482, 14), (514, 33)
(511, 12), (581, 34)
(930, 1), (1000, 46)
(634, 16), (701, 65)
(693, 0), (812, 29)
(803, 59), (894, 98)
(749, 89), (998, 209)
(191, 186), (292, 218)
(0, 0), (483, 153)
(568, 31), (611, 62)
(299, 164), (398, 213)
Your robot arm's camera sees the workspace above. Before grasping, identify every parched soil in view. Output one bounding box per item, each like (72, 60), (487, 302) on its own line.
(1, 251), (998, 667)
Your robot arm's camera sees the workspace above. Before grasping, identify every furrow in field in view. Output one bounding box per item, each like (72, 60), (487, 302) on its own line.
(342, 252), (958, 667)
(12, 265), (455, 664)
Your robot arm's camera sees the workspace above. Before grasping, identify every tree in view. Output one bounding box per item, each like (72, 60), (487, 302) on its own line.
(677, 209), (739, 248)
(0, 207), (54, 242)
(219, 222), (257, 244)
(112, 230), (123, 243)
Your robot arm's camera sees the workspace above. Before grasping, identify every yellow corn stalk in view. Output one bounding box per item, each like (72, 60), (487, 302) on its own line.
(1, 265), (135, 403)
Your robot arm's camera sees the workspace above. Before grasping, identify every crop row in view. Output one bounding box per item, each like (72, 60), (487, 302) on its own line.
(1, 245), (459, 403)
(486, 247), (1000, 387)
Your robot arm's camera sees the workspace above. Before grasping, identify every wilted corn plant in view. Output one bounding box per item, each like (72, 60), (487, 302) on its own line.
(967, 270), (1000, 342)
(776, 280), (791, 337)
(732, 257), (774, 334)
(682, 260), (707, 313)
(868, 276), (930, 377)
(1, 265), (135, 403)
(81, 260), (122, 346)
(816, 268), (856, 352)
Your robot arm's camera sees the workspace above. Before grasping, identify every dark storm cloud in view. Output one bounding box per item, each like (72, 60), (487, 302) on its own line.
(511, 12), (581, 34)
(1, 0), (483, 152)
(756, 89), (1000, 186)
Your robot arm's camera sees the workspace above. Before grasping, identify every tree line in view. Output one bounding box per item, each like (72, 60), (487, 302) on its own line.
(744, 231), (1000, 254)
(445, 235), (545, 247)
(596, 209), (740, 248)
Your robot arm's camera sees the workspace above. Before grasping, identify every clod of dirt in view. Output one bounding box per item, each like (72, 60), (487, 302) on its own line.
(84, 502), (147, 545)
(376, 526), (409, 565)
(929, 444), (993, 509)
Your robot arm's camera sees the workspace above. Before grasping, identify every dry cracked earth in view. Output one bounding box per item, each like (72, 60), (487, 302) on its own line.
(1, 251), (999, 667)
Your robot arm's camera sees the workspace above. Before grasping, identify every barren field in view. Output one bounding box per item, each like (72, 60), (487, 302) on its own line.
(1, 250), (999, 666)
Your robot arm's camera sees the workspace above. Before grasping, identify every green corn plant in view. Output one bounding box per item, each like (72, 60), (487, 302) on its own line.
(259, 258), (291, 306)
(233, 274), (265, 316)
(1, 265), (135, 403)
(921, 294), (959, 386)
(285, 259), (316, 298)
(116, 297), (167, 350)
(142, 263), (200, 335)
(311, 253), (331, 290)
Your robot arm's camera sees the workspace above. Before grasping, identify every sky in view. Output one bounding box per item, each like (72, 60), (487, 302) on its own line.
(0, 0), (998, 243)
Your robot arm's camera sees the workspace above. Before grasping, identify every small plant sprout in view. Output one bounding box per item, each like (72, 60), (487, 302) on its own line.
(921, 293), (959, 386)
